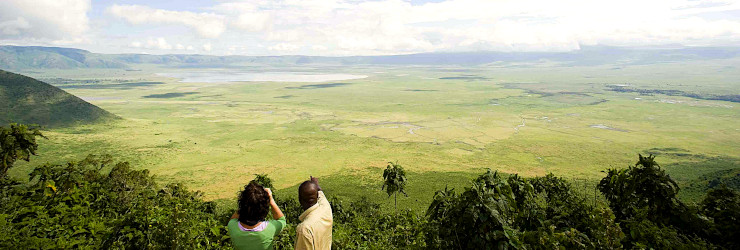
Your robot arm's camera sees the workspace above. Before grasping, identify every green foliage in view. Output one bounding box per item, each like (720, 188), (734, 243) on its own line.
(382, 161), (407, 211)
(0, 154), (230, 249)
(382, 161), (408, 197)
(426, 170), (520, 249)
(519, 174), (624, 249)
(426, 170), (623, 249)
(618, 215), (711, 249)
(0, 123), (43, 178)
(252, 174), (274, 189)
(598, 154), (738, 249)
(598, 154), (684, 224)
(700, 187), (740, 249)
(301, 196), (426, 249)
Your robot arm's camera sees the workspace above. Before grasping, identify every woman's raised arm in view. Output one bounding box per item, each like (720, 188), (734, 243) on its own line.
(264, 188), (285, 219)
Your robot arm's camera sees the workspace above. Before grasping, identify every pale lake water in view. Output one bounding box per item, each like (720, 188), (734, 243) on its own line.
(157, 72), (368, 83)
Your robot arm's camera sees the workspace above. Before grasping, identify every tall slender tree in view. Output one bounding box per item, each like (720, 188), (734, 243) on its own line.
(382, 161), (407, 212)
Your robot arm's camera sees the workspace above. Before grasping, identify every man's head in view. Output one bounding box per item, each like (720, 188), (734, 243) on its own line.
(298, 180), (319, 210)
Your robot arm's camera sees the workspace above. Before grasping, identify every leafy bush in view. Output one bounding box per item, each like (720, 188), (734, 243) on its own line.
(0, 154), (230, 249)
(426, 170), (521, 249)
(252, 174), (274, 189)
(598, 154), (685, 224)
(329, 196), (426, 249)
(1, 123), (44, 178)
(700, 186), (740, 249)
(599, 154), (738, 249)
(426, 170), (622, 249)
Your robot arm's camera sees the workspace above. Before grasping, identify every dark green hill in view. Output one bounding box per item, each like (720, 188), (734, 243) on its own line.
(0, 70), (118, 127)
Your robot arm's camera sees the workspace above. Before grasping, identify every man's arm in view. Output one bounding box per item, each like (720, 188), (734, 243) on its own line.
(311, 176), (330, 206)
(310, 176), (321, 191)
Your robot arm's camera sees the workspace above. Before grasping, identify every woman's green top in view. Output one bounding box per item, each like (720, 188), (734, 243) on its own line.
(227, 216), (286, 250)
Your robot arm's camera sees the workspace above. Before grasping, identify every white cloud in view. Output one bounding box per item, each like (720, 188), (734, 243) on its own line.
(146, 37), (172, 50)
(107, 4), (226, 38)
(233, 13), (273, 32)
(312, 45), (328, 51)
(268, 43), (300, 52)
(243, 0), (739, 54)
(130, 41), (142, 48)
(5, 0), (740, 55)
(0, 0), (90, 42)
(0, 17), (31, 36)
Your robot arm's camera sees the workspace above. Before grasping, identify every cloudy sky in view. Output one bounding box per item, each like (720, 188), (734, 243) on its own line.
(1, 0), (739, 56)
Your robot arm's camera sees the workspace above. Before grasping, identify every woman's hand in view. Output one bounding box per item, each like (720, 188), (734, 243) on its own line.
(265, 188), (285, 219)
(264, 188), (273, 200)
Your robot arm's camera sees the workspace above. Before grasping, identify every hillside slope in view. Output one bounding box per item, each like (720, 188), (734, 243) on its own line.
(0, 70), (118, 127)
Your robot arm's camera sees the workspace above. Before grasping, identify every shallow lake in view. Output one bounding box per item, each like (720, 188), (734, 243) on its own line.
(157, 71), (368, 83)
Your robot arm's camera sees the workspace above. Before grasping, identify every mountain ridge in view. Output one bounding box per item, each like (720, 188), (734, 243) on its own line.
(1, 45), (740, 69)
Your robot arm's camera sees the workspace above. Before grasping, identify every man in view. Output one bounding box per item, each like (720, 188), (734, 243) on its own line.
(295, 176), (333, 250)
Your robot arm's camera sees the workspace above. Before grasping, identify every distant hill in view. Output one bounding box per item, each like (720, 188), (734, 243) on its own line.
(0, 69), (118, 127)
(0, 46), (127, 69)
(1, 45), (740, 69)
(348, 46), (740, 66)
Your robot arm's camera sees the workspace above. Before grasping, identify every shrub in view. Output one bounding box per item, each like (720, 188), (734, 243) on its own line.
(0, 123), (44, 178)
(426, 170), (622, 249)
(598, 154), (739, 249)
(700, 186), (740, 249)
(0, 154), (230, 249)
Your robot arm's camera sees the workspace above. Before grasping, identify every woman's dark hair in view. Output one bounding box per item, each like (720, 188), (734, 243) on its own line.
(237, 181), (270, 226)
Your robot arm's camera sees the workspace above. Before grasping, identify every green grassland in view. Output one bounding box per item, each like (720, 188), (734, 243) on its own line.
(7, 60), (739, 212)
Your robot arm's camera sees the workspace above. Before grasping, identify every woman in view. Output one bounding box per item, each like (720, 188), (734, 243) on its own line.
(228, 182), (286, 250)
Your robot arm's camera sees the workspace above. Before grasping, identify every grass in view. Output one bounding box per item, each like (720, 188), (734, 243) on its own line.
(7, 61), (739, 211)
(270, 168), (479, 212)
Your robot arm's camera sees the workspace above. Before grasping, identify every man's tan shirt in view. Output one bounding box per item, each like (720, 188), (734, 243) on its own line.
(295, 191), (333, 250)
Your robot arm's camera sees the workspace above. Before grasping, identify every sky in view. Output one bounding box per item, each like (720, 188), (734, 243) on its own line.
(0, 0), (739, 56)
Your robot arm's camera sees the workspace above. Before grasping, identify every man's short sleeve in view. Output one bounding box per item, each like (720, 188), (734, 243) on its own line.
(295, 224), (314, 250)
(270, 216), (287, 236)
